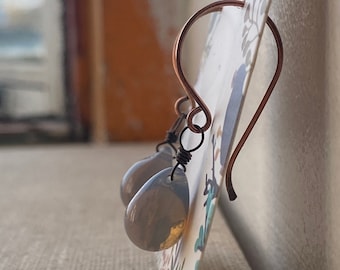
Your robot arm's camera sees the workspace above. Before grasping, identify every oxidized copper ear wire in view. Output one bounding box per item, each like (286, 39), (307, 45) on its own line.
(172, 0), (284, 200)
(225, 16), (283, 200)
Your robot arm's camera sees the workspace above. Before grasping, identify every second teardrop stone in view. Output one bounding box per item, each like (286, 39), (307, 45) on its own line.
(120, 146), (173, 206)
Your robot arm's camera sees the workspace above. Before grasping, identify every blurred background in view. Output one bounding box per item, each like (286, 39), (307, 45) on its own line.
(0, 0), (339, 269)
(0, 2), (252, 269)
(0, 0), (211, 144)
(0, 0), (66, 143)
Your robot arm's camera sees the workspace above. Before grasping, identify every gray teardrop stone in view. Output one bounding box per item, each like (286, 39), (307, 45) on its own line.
(124, 167), (189, 251)
(120, 146), (173, 206)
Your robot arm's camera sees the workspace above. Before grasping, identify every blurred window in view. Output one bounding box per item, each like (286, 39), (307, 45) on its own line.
(0, 0), (46, 61)
(0, 0), (67, 142)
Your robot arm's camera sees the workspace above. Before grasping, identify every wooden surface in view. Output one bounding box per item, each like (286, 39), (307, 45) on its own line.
(65, 0), (184, 141)
(64, 0), (92, 138)
(89, 0), (107, 142)
(102, 0), (182, 141)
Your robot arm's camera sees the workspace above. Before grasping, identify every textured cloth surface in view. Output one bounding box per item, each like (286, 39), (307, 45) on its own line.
(0, 144), (249, 270)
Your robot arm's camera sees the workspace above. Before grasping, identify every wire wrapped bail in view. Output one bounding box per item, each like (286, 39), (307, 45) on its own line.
(171, 125), (205, 180)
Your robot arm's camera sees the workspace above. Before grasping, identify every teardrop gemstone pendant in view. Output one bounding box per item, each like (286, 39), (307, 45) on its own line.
(124, 167), (189, 251)
(120, 146), (174, 206)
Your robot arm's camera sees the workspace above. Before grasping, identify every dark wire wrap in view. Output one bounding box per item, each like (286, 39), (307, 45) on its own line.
(175, 146), (192, 170)
(171, 125), (204, 180)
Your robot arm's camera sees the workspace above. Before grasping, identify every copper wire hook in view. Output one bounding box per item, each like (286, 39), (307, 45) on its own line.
(226, 16), (283, 200)
(172, 1), (283, 200)
(174, 96), (189, 117)
(173, 1), (245, 133)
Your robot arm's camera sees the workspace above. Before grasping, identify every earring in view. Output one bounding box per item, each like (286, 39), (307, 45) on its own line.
(124, 125), (204, 251)
(120, 97), (188, 206)
(121, 0), (283, 252)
